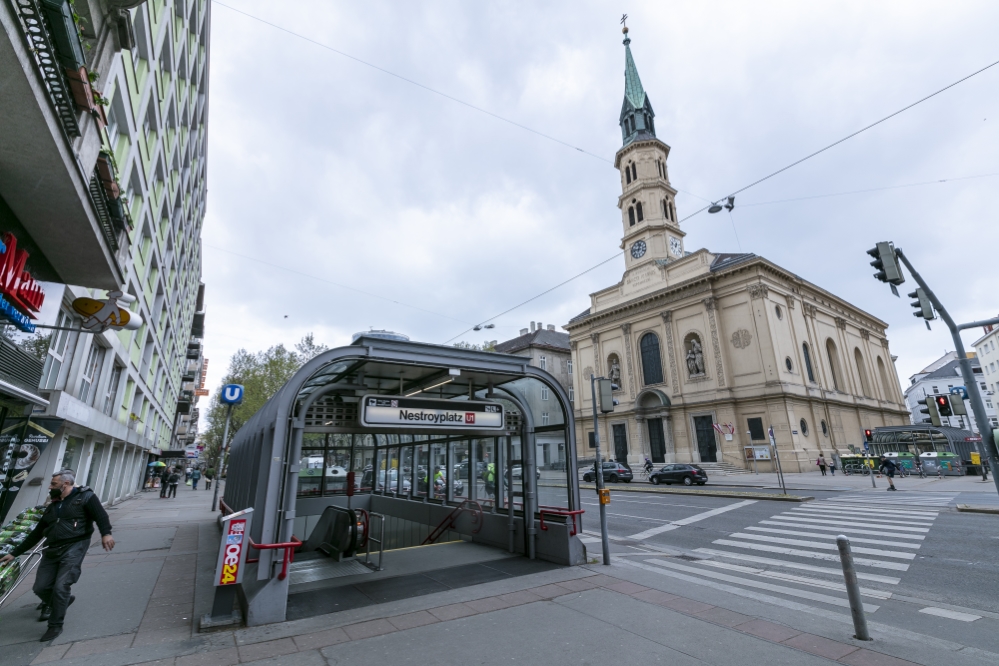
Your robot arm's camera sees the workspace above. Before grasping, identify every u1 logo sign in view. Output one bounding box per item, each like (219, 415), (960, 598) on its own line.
(221, 384), (244, 405)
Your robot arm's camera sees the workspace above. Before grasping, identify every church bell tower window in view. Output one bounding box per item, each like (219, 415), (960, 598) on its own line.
(628, 207), (636, 226)
(635, 201), (644, 222)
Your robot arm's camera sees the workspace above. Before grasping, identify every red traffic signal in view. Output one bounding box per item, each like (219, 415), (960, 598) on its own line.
(934, 395), (953, 417)
(864, 429), (873, 442)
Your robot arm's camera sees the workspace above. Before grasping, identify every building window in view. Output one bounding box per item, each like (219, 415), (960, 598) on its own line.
(775, 305), (783, 320)
(662, 199), (669, 220)
(539, 355), (547, 371)
(628, 207), (636, 226)
(826, 339), (843, 391)
(78, 341), (105, 406)
(931, 386), (938, 394)
(41, 311), (78, 390)
(986, 400), (993, 409)
(542, 412), (550, 426)
(821, 420), (828, 436)
(803, 343), (815, 382)
(639, 332), (665, 386)
(747, 418), (766, 441)
(625, 164), (632, 184)
(785, 357), (793, 372)
(631, 163), (637, 181)
(103, 364), (123, 416)
(877, 357), (892, 401)
(568, 386), (574, 402)
(541, 387), (550, 401)
(636, 201), (644, 222)
(800, 418), (809, 437)
(567, 359), (573, 374)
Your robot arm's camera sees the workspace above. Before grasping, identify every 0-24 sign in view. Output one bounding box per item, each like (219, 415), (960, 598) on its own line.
(214, 508), (253, 587)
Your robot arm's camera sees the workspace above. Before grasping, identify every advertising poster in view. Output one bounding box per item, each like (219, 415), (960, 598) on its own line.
(0, 418), (63, 523)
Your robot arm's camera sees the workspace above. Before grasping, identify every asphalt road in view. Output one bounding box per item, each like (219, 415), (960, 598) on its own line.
(576, 484), (999, 655)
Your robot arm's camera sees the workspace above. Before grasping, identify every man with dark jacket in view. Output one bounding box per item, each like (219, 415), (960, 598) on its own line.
(0, 469), (114, 642)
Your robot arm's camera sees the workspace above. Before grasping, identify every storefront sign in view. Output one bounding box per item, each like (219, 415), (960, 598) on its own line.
(360, 396), (504, 431)
(214, 508), (253, 586)
(72, 290), (142, 333)
(0, 418), (63, 523)
(0, 233), (44, 332)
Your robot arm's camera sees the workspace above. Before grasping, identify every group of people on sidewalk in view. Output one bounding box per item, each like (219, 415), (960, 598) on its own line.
(814, 453), (840, 476)
(816, 452), (904, 490)
(156, 466), (214, 498)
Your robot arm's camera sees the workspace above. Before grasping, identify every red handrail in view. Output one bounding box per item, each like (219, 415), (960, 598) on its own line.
(539, 508), (584, 537)
(246, 536), (302, 581)
(219, 498), (232, 516)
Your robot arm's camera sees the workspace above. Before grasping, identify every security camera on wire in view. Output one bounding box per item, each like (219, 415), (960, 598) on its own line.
(866, 241), (999, 495)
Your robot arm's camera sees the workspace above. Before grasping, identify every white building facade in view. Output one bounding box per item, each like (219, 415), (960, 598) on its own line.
(903, 351), (997, 434)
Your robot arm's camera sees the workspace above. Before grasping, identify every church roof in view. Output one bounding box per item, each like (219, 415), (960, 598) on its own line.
(494, 328), (570, 354)
(568, 308), (591, 324)
(623, 38), (647, 110)
(710, 253), (757, 272)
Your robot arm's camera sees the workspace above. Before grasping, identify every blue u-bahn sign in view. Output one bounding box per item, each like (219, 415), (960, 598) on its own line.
(220, 384), (244, 405)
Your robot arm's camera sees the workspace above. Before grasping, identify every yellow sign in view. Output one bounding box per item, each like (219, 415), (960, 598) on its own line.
(71, 290), (142, 333)
(971, 452), (981, 465)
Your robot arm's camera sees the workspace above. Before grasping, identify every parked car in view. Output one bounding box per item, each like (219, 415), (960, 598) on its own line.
(649, 464), (707, 486)
(510, 465), (541, 481)
(582, 462), (633, 483)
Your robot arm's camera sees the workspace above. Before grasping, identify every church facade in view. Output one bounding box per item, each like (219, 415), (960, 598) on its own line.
(564, 28), (909, 472)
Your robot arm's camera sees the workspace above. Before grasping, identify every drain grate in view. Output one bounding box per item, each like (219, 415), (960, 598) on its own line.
(289, 558), (372, 585)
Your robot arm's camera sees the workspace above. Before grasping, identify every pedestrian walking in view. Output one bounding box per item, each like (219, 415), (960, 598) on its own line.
(204, 468), (214, 490)
(915, 457), (925, 478)
(829, 455), (837, 476)
(816, 455), (827, 476)
(879, 455), (897, 491)
(167, 468), (180, 498)
(159, 467), (170, 498)
(190, 467), (201, 490)
(0, 470), (114, 642)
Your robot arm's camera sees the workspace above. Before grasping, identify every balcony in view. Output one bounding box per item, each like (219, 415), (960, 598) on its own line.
(0, 0), (127, 289)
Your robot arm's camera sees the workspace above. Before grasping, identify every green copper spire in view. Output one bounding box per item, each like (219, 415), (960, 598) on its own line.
(623, 33), (646, 109)
(619, 26), (656, 146)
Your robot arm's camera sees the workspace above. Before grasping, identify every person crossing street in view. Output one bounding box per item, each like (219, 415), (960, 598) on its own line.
(0, 470), (114, 642)
(879, 454), (898, 491)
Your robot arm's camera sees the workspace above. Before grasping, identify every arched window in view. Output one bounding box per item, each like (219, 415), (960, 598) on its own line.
(826, 339), (842, 391)
(628, 207), (636, 226)
(631, 163), (637, 181)
(636, 201), (644, 222)
(625, 165), (632, 184)
(854, 348), (872, 397)
(802, 343), (815, 382)
(670, 200), (677, 221)
(640, 333), (665, 386)
(662, 199), (668, 220)
(877, 357), (892, 401)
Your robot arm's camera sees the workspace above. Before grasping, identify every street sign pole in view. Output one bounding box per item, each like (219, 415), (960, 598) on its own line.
(768, 426), (787, 495)
(896, 250), (999, 497)
(211, 403), (233, 513)
(589, 374), (611, 565)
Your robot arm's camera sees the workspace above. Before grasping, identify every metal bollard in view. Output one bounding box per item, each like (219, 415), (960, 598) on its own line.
(836, 535), (871, 641)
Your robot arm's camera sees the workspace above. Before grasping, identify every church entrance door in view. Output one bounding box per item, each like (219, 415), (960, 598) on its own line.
(612, 424), (629, 467)
(693, 416), (717, 463)
(647, 418), (667, 463)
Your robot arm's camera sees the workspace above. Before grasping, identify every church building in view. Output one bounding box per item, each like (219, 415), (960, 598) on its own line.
(564, 27), (910, 473)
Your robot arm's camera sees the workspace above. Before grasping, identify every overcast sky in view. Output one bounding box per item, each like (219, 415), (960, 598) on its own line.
(197, 0), (999, 409)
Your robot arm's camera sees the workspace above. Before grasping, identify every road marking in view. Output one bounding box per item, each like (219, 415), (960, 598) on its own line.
(581, 529), (628, 542)
(697, 559), (893, 599)
(642, 558), (880, 612)
(712, 539), (910, 571)
(919, 607), (981, 622)
(767, 515), (931, 533)
(744, 526), (922, 549)
(758, 520), (925, 540)
(694, 548), (901, 584)
(805, 502), (941, 517)
(626, 499), (757, 540)
(791, 506), (938, 521)
(582, 498), (720, 509)
(727, 533), (916, 560)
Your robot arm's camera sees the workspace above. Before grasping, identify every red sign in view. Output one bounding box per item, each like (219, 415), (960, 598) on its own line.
(218, 518), (247, 585)
(465, 412), (475, 424)
(0, 233), (45, 315)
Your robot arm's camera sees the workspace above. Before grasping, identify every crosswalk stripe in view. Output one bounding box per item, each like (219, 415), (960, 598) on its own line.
(758, 520), (925, 540)
(832, 497), (954, 505)
(697, 559), (893, 599)
(728, 533), (916, 559)
(744, 526), (921, 549)
(694, 548), (901, 584)
(642, 558), (880, 612)
(811, 501), (944, 515)
(767, 515), (930, 533)
(790, 507), (937, 522)
(712, 539), (910, 571)
(581, 529), (628, 542)
(626, 499), (757, 540)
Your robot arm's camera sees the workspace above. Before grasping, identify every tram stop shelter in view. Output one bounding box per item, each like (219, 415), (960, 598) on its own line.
(220, 336), (585, 626)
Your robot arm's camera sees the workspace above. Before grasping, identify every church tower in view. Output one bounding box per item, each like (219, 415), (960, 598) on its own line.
(615, 26), (685, 271)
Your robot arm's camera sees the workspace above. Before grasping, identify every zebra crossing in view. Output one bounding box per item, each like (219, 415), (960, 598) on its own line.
(619, 495), (949, 615)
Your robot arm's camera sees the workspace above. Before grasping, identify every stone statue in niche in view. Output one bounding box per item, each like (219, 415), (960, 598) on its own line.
(607, 354), (622, 386)
(685, 336), (705, 376)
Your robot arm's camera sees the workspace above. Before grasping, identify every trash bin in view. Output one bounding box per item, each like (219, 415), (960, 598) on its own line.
(919, 452), (963, 476)
(884, 452), (915, 470)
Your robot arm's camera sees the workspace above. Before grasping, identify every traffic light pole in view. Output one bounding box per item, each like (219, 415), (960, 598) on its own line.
(589, 374), (611, 565)
(895, 250), (999, 497)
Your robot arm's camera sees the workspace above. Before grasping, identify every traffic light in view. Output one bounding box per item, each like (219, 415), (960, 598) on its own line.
(867, 242), (904, 285)
(949, 392), (968, 416)
(597, 378), (617, 413)
(908, 288), (934, 321)
(935, 395), (952, 417)
(864, 429), (874, 442)
(919, 397), (941, 426)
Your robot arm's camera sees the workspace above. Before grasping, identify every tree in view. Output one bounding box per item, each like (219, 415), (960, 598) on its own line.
(453, 340), (496, 352)
(200, 334), (327, 467)
(18, 332), (51, 360)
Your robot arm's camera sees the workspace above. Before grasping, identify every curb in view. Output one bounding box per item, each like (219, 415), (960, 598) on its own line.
(541, 482), (812, 502)
(956, 504), (999, 515)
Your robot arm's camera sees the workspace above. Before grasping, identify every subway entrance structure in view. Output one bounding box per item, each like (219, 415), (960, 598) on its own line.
(220, 336), (584, 625)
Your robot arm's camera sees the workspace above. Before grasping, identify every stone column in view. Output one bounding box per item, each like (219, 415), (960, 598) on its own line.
(621, 323), (637, 399)
(661, 311), (680, 395)
(635, 416), (649, 458)
(703, 297), (726, 387)
(665, 414), (676, 463)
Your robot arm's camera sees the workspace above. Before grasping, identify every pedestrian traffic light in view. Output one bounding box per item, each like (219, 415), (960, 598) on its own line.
(949, 392), (968, 416)
(866, 242), (904, 285)
(908, 288), (934, 321)
(864, 429), (874, 442)
(935, 395), (952, 417)
(919, 397), (941, 426)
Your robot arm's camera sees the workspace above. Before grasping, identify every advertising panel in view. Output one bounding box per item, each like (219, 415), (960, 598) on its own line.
(214, 508), (253, 587)
(0, 418), (63, 522)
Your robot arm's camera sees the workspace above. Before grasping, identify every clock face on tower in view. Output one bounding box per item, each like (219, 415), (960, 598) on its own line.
(630, 240), (647, 259)
(669, 236), (683, 257)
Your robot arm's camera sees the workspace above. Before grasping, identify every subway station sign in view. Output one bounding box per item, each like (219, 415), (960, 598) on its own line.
(360, 396), (505, 431)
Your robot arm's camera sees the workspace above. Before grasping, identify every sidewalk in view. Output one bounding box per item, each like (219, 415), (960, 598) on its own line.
(2, 483), (996, 666)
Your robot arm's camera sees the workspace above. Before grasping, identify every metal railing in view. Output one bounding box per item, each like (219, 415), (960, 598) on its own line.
(247, 536), (302, 581)
(362, 511), (385, 571)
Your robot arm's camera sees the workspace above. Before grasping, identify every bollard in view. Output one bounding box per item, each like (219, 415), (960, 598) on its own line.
(836, 535), (871, 641)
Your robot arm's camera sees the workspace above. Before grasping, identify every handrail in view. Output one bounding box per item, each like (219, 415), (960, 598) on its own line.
(219, 498), (232, 516)
(422, 500), (483, 545)
(363, 512), (385, 571)
(538, 508), (584, 537)
(246, 536), (302, 581)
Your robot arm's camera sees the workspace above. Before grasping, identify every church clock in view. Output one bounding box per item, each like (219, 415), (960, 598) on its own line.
(630, 240), (647, 259)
